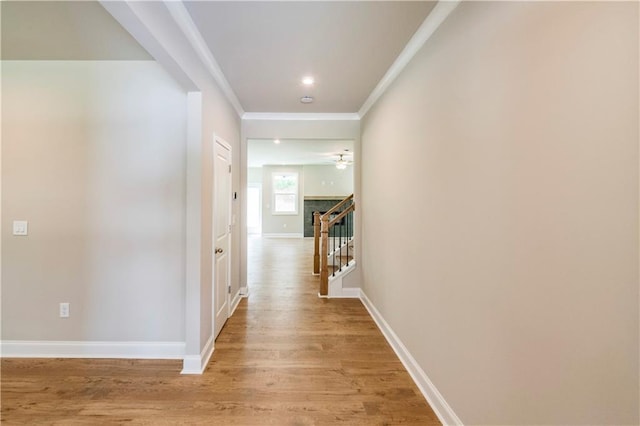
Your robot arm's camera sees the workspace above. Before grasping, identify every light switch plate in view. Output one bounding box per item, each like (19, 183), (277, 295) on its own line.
(13, 221), (28, 236)
(59, 303), (70, 318)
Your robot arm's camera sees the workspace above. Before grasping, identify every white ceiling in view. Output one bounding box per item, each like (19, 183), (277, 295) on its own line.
(248, 139), (354, 168)
(1, 1), (151, 60)
(183, 1), (436, 113)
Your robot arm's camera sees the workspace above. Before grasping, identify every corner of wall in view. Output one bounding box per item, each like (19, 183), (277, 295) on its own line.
(181, 334), (214, 375)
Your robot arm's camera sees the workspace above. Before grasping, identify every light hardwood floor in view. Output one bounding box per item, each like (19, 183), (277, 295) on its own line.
(1, 236), (440, 425)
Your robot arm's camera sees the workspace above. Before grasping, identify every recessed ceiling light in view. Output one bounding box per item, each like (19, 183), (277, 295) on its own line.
(302, 76), (314, 85)
(300, 96), (314, 104)
(274, 139), (281, 144)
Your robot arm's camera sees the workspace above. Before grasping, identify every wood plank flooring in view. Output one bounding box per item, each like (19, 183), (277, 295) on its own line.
(1, 236), (440, 425)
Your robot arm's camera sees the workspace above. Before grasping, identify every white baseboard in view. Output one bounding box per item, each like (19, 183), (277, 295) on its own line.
(239, 286), (248, 297)
(262, 233), (304, 238)
(230, 289), (244, 316)
(0, 340), (185, 359)
(340, 287), (361, 298)
(181, 334), (214, 375)
(359, 291), (463, 426)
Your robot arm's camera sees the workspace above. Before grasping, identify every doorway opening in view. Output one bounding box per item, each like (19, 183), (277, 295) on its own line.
(245, 138), (354, 294)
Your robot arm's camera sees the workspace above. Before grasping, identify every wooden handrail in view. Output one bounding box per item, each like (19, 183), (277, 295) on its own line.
(313, 194), (353, 275)
(320, 194), (353, 220)
(328, 204), (355, 227)
(314, 194), (355, 296)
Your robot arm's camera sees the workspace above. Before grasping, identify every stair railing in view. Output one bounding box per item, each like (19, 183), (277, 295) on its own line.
(313, 194), (353, 275)
(313, 194), (355, 296)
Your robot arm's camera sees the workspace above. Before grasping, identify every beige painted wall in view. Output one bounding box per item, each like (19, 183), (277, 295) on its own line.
(303, 165), (353, 197)
(113, 1), (243, 358)
(360, 2), (639, 424)
(2, 61), (187, 341)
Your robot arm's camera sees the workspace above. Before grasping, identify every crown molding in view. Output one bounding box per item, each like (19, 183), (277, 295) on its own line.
(242, 112), (360, 121)
(358, 0), (461, 118)
(164, 1), (245, 117)
(100, 0), (198, 92)
(140, 0), (460, 121)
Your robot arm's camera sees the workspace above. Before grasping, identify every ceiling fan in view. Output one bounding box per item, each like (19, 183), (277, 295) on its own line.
(335, 152), (353, 170)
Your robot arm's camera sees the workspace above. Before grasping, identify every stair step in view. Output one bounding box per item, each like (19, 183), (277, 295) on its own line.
(336, 254), (353, 261)
(329, 258), (351, 268)
(328, 264), (343, 272)
(328, 260), (354, 274)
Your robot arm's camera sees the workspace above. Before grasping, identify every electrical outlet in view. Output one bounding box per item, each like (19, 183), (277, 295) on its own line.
(59, 303), (70, 318)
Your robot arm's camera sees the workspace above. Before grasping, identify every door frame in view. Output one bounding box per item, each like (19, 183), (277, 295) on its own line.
(213, 134), (232, 339)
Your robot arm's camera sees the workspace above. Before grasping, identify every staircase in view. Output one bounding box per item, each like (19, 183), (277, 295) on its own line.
(313, 194), (355, 297)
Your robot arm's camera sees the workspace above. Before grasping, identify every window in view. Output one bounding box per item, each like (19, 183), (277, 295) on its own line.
(272, 172), (298, 215)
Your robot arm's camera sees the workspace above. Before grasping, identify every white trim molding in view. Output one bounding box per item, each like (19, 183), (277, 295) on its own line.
(230, 289), (245, 316)
(164, 1), (244, 117)
(359, 291), (463, 426)
(262, 233), (304, 239)
(242, 112), (360, 121)
(358, 0), (461, 118)
(181, 334), (214, 375)
(328, 262), (359, 298)
(0, 340), (185, 359)
(339, 287), (361, 299)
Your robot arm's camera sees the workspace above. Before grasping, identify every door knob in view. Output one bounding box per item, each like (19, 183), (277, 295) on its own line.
(215, 248), (223, 254)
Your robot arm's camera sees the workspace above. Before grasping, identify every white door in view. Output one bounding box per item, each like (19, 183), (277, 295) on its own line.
(213, 137), (232, 339)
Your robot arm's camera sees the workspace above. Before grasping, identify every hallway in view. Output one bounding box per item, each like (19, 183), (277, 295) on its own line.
(1, 237), (439, 424)
(231, 236), (441, 423)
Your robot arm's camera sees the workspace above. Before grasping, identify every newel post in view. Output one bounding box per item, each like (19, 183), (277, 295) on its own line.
(313, 212), (321, 275)
(319, 214), (330, 296)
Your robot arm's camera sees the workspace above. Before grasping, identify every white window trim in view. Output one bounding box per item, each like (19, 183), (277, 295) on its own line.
(272, 172), (299, 215)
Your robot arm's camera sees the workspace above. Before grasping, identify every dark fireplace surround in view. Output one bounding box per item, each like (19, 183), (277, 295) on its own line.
(303, 198), (344, 237)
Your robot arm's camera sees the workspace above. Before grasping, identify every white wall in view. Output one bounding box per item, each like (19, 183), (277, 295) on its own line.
(247, 167), (262, 184)
(2, 61), (187, 342)
(303, 165), (353, 197)
(360, 2), (638, 424)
